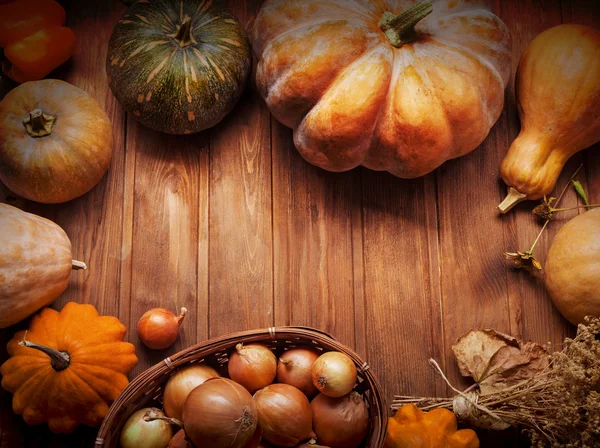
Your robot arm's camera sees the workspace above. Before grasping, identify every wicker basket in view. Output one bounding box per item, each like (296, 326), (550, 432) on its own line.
(96, 326), (388, 447)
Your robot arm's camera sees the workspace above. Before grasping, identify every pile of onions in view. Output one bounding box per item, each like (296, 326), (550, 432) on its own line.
(254, 383), (315, 447)
(311, 392), (369, 448)
(167, 429), (193, 448)
(120, 408), (174, 448)
(137, 307), (187, 350)
(312, 351), (357, 397)
(182, 378), (257, 448)
(228, 343), (277, 393)
(277, 348), (319, 397)
(163, 364), (220, 420)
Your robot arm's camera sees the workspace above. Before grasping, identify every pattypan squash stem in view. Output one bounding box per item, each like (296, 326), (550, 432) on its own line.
(19, 332), (70, 372)
(23, 109), (56, 138)
(380, 1), (433, 48)
(174, 15), (196, 48)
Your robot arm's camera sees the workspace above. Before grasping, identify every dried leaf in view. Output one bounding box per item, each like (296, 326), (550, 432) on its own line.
(452, 329), (549, 395)
(572, 180), (590, 208)
(532, 197), (556, 221)
(504, 251), (543, 273)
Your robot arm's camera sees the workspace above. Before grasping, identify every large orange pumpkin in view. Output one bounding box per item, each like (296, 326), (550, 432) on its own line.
(251, 0), (511, 177)
(0, 302), (138, 433)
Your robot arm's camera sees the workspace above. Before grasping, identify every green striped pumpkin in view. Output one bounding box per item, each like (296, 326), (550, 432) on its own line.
(106, 0), (251, 135)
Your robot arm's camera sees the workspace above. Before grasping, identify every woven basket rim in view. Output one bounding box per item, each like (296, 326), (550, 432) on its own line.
(96, 326), (388, 447)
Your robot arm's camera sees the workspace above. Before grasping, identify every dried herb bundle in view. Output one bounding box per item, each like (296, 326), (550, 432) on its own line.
(393, 317), (600, 447)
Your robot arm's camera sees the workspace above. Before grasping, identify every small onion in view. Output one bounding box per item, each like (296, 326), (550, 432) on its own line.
(228, 343), (277, 393)
(168, 429), (194, 448)
(312, 351), (357, 398)
(182, 378), (257, 448)
(311, 392), (368, 448)
(254, 383), (315, 447)
(137, 307), (187, 350)
(277, 348), (319, 397)
(120, 408), (173, 448)
(164, 364), (220, 419)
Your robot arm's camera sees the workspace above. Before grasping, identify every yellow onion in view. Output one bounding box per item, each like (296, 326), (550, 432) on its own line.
(120, 408), (173, 448)
(311, 392), (368, 448)
(243, 426), (263, 448)
(277, 348), (319, 397)
(168, 429), (193, 448)
(254, 384), (315, 447)
(164, 364), (220, 419)
(228, 343), (277, 393)
(312, 352), (357, 398)
(137, 307), (186, 350)
(182, 378), (257, 448)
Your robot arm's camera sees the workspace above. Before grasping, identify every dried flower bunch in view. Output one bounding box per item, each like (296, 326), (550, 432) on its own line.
(393, 317), (600, 447)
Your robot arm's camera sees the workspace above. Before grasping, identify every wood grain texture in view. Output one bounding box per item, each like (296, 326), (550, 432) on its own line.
(1, 0), (599, 447)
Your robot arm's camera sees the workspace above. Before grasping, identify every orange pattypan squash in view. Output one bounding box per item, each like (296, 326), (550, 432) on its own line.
(0, 302), (138, 433)
(385, 404), (479, 448)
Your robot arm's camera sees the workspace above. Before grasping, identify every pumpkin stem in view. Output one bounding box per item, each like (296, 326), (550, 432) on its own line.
(71, 260), (87, 270)
(23, 109), (56, 138)
(19, 333), (70, 372)
(174, 16), (196, 48)
(379, 1), (433, 48)
(498, 187), (528, 214)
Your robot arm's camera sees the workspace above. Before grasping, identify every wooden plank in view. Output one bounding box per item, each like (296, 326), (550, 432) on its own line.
(362, 171), (444, 399)
(208, 0), (273, 338)
(497, 0), (574, 351)
(271, 122), (359, 349)
(127, 125), (206, 376)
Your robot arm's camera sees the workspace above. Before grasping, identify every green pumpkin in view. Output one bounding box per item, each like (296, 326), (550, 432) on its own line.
(106, 0), (251, 134)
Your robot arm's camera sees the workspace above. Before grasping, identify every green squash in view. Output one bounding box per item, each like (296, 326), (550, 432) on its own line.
(106, 0), (251, 135)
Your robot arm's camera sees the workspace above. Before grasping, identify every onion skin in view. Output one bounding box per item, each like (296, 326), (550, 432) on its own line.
(168, 429), (194, 448)
(228, 343), (277, 393)
(164, 364), (220, 420)
(311, 392), (368, 448)
(137, 307), (186, 350)
(182, 378), (257, 448)
(243, 426), (263, 448)
(120, 408), (173, 448)
(277, 348), (319, 397)
(254, 383), (315, 447)
(312, 352), (357, 398)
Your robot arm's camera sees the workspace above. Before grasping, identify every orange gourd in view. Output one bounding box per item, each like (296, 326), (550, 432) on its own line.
(545, 208), (600, 325)
(0, 203), (86, 328)
(498, 24), (600, 213)
(252, 0), (511, 178)
(385, 404), (479, 448)
(0, 302), (138, 433)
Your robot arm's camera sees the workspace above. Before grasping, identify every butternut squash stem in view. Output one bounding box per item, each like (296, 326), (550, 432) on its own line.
(19, 332), (70, 372)
(143, 409), (184, 428)
(379, 1), (433, 48)
(71, 260), (87, 270)
(22, 109), (55, 138)
(498, 187), (528, 214)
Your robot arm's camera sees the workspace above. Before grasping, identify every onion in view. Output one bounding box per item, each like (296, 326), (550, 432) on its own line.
(182, 377), (257, 448)
(311, 392), (368, 448)
(228, 343), (277, 393)
(168, 429), (194, 448)
(254, 383), (315, 447)
(137, 307), (187, 350)
(164, 364), (220, 419)
(277, 348), (319, 397)
(312, 352), (357, 398)
(120, 408), (174, 448)
(243, 426), (263, 448)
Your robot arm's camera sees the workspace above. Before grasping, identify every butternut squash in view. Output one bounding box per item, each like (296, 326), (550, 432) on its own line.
(499, 24), (600, 213)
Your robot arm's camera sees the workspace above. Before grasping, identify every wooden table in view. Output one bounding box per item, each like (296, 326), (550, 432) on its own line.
(1, 0), (598, 446)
